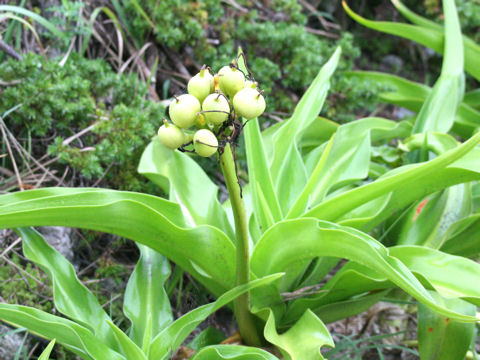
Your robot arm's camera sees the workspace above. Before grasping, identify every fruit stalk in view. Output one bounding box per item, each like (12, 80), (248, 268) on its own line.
(219, 142), (262, 346)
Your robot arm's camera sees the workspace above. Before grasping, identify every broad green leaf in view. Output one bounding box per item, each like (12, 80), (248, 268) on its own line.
(244, 118), (283, 234)
(251, 219), (479, 322)
(148, 274), (284, 360)
(187, 327), (226, 351)
(107, 321), (147, 360)
(39, 339), (56, 360)
(288, 117), (405, 218)
(343, 1), (480, 81)
(263, 309), (333, 360)
(347, 71), (480, 138)
(190, 345), (280, 360)
(0, 188), (235, 296)
(138, 139), (234, 240)
(123, 245), (172, 350)
(269, 47), (341, 179)
(411, 0), (463, 134)
(464, 89), (480, 110)
(16, 227), (119, 351)
(0, 304), (125, 360)
(441, 213), (480, 256)
(300, 117), (338, 153)
(418, 293), (475, 360)
(304, 132), (480, 225)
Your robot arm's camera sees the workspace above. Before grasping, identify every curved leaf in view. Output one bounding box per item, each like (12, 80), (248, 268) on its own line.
(107, 321), (147, 360)
(138, 139), (234, 239)
(441, 213), (480, 256)
(190, 345), (280, 360)
(123, 244), (172, 350)
(418, 293), (475, 360)
(39, 339), (56, 360)
(0, 304), (125, 360)
(148, 274), (284, 360)
(251, 219), (478, 322)
(0, 188), (235, 296)
(262, 309), (333, 360)
(16, 227), (119, 351)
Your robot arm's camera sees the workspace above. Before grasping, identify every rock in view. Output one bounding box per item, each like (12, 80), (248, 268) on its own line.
(0, 325), (29, 360)
(379, 55), (404, 73)
(37, 227), (77, 262)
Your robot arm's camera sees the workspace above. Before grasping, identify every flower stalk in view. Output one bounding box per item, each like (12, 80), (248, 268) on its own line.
(219, 142), (262, 346)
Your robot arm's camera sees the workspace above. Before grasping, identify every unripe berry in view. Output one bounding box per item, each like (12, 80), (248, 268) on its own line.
(244, 80), (258, 89)
(157, 120), (185, 149)
(202, 93), (230, 125)
(169, 94), (201, 128)
(233, 88), (266, 120)
(218, 65), (245, 97)
(188, 69), (214, 103)
(194, 129), (218, 157)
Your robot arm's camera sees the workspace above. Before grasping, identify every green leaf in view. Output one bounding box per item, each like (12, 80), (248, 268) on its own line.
(343, 1), (480, 82)
(263, 309), (333, 360)
(0, 304), (125, 360)
(148, 274), (284, 360)
(107, 321), (147, 360)
(187, 327), (226, 351)
(0, 5), (66, 41)
(190, 345), (280, 360)
(441, 213), (480, 256)
(418, 293), (475, 360)
(138, 139), (234, 240)
(0, 188), (235, 296)
(16, 227), (119, 351)
(347, 71), (480, 138)
(123, 245), (173, 350)
(464, 89), (480, 110)
(244, 118), (283, 235)
(38, 339), (56, 360)
(269, 47), (341, 180)
(304, 132), (480, 226)
(251, 219), (479, 322)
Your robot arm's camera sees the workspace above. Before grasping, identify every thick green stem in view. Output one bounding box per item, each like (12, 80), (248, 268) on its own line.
(219, 143), (262, 346)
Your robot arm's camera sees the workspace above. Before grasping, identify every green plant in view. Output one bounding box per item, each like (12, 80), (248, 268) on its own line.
(2, 1), (480, 358)
(0, 53), (165, 191)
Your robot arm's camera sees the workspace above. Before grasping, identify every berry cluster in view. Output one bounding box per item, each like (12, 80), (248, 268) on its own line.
(157, 57), (266, 157)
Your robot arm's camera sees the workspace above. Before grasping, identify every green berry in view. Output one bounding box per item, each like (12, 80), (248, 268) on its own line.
(157, 120), (185, 149)
(244, 80), (258, 89)
(218, 65), (245, 97)
(188, 69), (214, 103)
(202, 93), (230, 125)
(169, 94), (201, 128)
(233, 88), (266, 120)
(194, 129), (218, 157)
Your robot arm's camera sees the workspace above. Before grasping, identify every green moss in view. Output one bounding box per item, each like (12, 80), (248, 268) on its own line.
(0, 53), (166, 191)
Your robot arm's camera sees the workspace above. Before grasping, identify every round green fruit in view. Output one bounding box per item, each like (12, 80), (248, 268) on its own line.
(169, 94), (201, 128)
(218, 65), (245, 97)
(244, 79), (258, 89)
(188, 69), (214, 103)
(194, 129), (218, 157)
(233, 88), (266, 120)
(202, 93), (230, 125)
(157, 121), (185, 149)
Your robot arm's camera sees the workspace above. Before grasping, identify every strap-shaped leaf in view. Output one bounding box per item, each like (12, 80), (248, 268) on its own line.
(0, 188), (235, 296)
(190, 345), (280, 360)
(138, 139), (234, 240)
(16, 227), (120, 351)
(251, 219), (479, 322)
(304, 132), (480, 224)
(0, 304), (125, 360)
(244, 118), (283, 235)
(148, 274), (283, 360)
(268, 47), (341, 180)
(107, 321), (147, 360)
(441, 213), (480, 256)
(38, 339), (56, 360)
(123, 244), (173, 350)
(418, 293), (475, 360)
(343, 1), (480, 82)
(347, 71), (480, 138)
